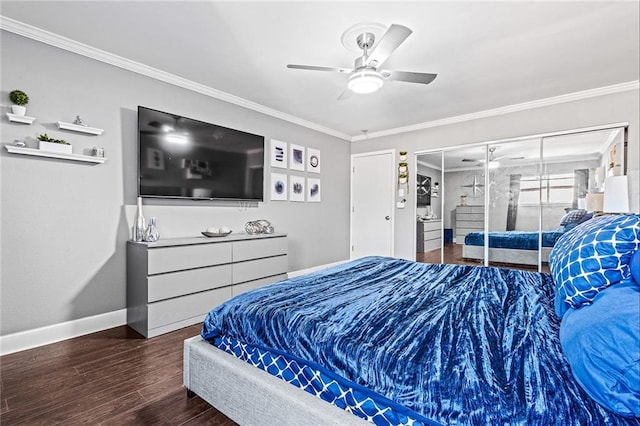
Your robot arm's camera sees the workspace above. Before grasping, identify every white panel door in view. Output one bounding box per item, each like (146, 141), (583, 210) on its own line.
(351, 151), (395, 259)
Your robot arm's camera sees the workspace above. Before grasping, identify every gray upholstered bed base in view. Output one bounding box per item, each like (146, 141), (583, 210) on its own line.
(183, 336), (368, 425)
(462, 245), (552, 266)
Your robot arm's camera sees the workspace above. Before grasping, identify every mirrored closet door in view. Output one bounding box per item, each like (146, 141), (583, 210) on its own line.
(486, 138), (542, 270)
(415, 151), (443, 264)
(415, 125), (627, 273)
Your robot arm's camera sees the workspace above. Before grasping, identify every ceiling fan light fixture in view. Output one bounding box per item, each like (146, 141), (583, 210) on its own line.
(348, 69), (384, 94)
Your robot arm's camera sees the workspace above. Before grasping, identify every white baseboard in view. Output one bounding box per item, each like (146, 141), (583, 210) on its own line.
(0, 309), (127, 356)
(287, 259), (350, 279)
(0, 262), (349, 356)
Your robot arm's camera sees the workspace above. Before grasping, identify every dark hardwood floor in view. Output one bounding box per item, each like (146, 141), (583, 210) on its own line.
(0, 324), (236, 425)
(416, 243), (550, 273)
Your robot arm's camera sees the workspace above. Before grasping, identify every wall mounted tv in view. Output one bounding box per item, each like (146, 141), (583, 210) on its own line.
(138, 106), (264, 201)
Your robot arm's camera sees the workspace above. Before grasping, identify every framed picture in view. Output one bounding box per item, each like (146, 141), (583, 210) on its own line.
(307, 148), (321, 173)
(270, 173), (288, 201)
(289, 175), (305, 202)
(146, 148), (165, 170)
(289, 144), (305, 171)
(307, 178), (321, 202)
(270, 139), (288, 169)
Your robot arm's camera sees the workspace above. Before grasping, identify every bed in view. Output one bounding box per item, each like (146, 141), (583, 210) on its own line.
(183, 214), (640, 425)
(461, 210), (594, 266)
(461, 230), (564, 266)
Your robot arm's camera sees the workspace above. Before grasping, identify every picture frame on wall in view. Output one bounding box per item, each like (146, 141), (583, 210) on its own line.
(289, 175), (305, 202)
(270, 139), (288, 169)
(307, 148), (321, 173)
(307, 177), (321, 202)
(270, 173), (288, 201)
(289, 144), (305, 171)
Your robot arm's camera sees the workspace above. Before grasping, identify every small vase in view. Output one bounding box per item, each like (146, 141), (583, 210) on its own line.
(133, 197), (146, 242)
(11, 105), (26, 116)
(144, 217), (160, 242)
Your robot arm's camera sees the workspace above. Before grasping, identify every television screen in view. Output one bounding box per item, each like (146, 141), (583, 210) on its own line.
(138, 106), (264, 201)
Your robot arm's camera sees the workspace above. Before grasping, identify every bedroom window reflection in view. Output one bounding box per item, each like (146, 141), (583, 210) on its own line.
(519, 173), (575, 205)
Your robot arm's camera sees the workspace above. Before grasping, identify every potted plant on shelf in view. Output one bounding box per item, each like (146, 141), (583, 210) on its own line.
(37, 133), (72, 154)
(9, 90), (29, 116)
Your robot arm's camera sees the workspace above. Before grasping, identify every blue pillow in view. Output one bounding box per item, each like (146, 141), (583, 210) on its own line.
(560, 209), (587, 226)
(550, 214), (640, 318)
(631, 249), (640, 284)
(560, 281), (640, 417)
(562, 211), (594, 232)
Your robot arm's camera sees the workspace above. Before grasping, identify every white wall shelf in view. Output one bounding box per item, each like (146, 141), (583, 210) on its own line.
(5, 113), (36, 124)
(56, 121), (104, 135)
(4, 145), (107, 164)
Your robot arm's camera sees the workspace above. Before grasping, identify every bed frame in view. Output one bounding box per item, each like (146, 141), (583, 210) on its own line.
(183, 336), (368, 425)
(462, 245), (553, 266)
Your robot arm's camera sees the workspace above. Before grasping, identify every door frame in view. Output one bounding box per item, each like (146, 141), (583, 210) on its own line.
(350, 149), (396, 259)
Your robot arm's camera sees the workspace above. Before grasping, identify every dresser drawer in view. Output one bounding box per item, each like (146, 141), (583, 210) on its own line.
(233, 237), (287, 262)
(147, 286), (232, 330)
(424, 229), (440, 241)
(148, 264), (233, 302)
(233, 255), (288, 284)
(147, 243), (232, 275)
(232, 274), (287, 297)
(422, 221), (442, 232)
(456, 214), (484, 222)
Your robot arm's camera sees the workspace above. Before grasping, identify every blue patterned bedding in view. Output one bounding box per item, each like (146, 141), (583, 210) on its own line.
(464, 230), (565, 249)
(201, 256), (639, 425)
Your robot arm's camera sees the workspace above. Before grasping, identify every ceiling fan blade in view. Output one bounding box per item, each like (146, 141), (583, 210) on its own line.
(382, 70), (437, 85)
(337, 89), (353, 101)
(287, 64), (353, 73)
(364, 24), (412, 68)
(461, 159), (478, 162)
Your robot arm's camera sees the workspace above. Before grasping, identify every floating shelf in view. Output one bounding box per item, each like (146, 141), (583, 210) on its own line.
(4, 145), (107, 164)
(5, 113), (36, 125)
(56, 121), (104, 136)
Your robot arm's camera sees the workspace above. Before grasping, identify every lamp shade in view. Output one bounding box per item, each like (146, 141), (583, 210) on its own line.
(348, 70), (384, 94)
(585, 193), (604, 212)
(603, 175), (630, 213)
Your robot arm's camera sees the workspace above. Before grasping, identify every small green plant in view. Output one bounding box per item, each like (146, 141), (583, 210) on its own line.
(37, 133), (69, 145)
(9, 90), (29, 106)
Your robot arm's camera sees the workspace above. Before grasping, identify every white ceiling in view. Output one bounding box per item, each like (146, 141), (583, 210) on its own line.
(1, 1), (639, 140)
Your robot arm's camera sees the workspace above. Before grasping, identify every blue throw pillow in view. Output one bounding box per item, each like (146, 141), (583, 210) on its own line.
(560, 209), (587, 226)
(550, 214), (640, 318)
(562, 211), (594, 232)
(560, 281), (640, 417)
(630, 249), (640, 284)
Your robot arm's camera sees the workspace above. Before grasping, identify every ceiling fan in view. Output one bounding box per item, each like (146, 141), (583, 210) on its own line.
(287, 24), (437, 99)
(462, 147), (524, 168)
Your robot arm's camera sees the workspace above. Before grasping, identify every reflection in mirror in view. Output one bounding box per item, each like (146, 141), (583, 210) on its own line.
(416, 151), (443, 264)
(486, 139), (543, 271)
(541, 127), (626, 264)
(441, 146), (486, 265)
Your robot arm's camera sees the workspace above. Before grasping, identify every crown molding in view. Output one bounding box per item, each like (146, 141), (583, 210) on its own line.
(2, 16), (637, 144)
(0, 16), (352, 141)
(351, 80), (640, 142)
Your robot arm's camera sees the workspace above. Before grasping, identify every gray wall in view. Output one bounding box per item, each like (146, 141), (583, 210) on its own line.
(0, 32), (351, 335)
(352, 89), (640, 260)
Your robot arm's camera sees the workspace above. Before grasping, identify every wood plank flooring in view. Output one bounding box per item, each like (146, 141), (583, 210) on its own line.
(0, 324), (236, 425)
(416, 243), (550, 273)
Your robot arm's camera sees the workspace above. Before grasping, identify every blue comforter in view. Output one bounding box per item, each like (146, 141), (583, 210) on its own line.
(202, 256), (638, 425)
(465, 230), (565, 249)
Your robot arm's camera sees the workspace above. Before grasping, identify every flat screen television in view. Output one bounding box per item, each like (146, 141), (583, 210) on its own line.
(138, 106), (264, 201)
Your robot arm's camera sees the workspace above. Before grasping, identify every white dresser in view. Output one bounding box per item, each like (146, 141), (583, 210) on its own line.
(127, 233), (287, 337)
(420, 220), (442, 252)
(455, 206), (484, 244)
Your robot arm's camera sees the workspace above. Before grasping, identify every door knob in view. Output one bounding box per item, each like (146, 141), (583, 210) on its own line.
(385, 215), (390, 220)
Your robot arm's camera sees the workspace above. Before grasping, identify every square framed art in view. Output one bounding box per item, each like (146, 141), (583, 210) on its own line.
(270, 139), (288, 169)
(289, 144), (305, 171)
